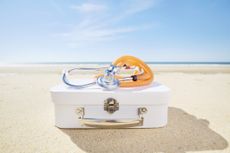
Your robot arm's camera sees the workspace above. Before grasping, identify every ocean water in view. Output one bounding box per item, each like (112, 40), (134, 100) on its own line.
(34, 61), (230, 65)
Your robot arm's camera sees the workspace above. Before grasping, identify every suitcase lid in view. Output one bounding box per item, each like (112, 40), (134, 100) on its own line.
(50, 82), (170, 105)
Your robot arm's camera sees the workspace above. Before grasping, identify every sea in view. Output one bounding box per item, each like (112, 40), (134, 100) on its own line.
(31, 62), (230, 65)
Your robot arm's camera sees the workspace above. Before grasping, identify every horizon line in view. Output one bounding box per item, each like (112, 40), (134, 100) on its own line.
(2, 61), (230, 65)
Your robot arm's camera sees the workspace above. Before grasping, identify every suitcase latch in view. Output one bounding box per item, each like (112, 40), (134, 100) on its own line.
(104, 98), (119, 113)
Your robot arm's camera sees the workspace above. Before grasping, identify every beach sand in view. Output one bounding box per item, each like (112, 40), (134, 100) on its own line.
(0, 65), (230, 153)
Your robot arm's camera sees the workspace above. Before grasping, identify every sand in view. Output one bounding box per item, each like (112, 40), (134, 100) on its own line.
(0, 65), (230, 153)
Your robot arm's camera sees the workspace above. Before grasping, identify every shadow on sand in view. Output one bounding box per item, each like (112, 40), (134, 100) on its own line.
(61, 107), (228, 153)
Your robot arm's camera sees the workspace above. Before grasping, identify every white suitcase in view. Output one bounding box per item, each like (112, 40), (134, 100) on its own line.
(50, 82), (170, 128)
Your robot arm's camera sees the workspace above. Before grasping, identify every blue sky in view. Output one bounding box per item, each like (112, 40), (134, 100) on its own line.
(0, 0), (230, 63)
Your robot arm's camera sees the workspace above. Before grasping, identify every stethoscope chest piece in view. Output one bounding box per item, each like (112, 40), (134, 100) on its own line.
(97, 76), (120, 90)
(96, 65), (120, 90)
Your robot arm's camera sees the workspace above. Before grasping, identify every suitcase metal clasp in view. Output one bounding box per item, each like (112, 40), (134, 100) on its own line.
(104, 98), (119, 114)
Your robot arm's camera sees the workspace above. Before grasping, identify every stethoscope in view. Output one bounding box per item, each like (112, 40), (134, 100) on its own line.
(62, 55), (154, 90)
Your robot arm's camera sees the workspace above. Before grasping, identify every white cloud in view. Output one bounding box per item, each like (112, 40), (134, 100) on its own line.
(58, 26), (136, 46)
(58, 24), (153, 48)
(70, 3), (107, 13)
(69, 27), (138, 41)
(56, 0), (157, 47)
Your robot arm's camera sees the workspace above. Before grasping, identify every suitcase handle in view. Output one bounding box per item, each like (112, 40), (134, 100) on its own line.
(76, 107), (147, 128)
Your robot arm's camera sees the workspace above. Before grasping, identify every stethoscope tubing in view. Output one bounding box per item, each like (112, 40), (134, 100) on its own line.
(62, 66), (134, 89)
